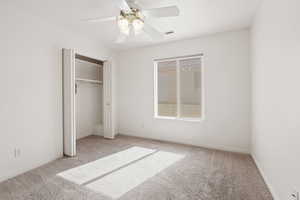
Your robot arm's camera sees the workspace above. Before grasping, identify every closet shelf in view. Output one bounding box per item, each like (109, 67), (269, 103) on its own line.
(76, 78), (102, 84)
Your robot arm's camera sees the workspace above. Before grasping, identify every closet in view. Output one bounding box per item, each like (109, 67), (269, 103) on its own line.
(63, 49), (115, 157)
(75, 55), (103, 139)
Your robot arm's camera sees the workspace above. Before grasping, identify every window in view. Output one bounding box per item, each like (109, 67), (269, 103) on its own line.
(154, 55), (203, 120)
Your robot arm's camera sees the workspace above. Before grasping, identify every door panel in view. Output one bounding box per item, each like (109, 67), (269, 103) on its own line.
(63, 49), (76, 156)
(103, 61), (115, 139)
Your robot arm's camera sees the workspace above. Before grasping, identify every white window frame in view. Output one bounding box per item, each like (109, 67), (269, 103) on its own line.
(153, 54), (204, 122)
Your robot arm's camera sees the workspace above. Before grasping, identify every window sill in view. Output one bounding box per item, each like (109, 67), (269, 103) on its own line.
(154, 116), (204, 122)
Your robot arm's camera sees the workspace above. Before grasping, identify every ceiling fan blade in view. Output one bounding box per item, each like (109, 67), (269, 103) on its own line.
(143, 6), (179, 18)
(143, 21), (164, 40)
(126, 0), (143, 10)
(115, 34), (128, 43)
(113, 0), (131, 12)
(82, 16), (116, 23)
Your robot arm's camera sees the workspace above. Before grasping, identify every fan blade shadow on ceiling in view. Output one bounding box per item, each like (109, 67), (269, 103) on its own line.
(115, 34), (128, 43)
(143, 21), (164, 40)
(82, 16), (116, 23)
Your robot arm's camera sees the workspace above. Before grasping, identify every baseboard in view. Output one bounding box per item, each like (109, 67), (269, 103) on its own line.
(118, 130), (250, 154)
(77, 131), (103, 139)
(251, 154), (279, 200)
(0, 154), (61, 183)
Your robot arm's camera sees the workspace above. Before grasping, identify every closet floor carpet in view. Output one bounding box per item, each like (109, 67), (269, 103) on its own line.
(0, 135), (273, 200)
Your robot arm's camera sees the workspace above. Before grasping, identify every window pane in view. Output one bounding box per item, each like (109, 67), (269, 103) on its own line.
(179, 58), (202, 118)
(157, 61), (177, 117)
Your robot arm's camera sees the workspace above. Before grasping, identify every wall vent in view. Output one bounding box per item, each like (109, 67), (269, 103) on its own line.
(165, 31), (175, 35)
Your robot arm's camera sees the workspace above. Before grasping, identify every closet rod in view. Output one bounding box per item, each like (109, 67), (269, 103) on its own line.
(75, 54), (103, 65)
(76, 78), (102, 84)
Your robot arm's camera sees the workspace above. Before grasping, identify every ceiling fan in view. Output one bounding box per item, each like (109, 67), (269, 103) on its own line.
(82, 0), (180, 43)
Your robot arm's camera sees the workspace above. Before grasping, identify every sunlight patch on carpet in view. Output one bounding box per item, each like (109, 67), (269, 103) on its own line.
(86, 151), (184, 199)
(57, 146), (155, 184)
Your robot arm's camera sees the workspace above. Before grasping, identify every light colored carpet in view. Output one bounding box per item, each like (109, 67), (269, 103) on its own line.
(0, 135), (273, 200)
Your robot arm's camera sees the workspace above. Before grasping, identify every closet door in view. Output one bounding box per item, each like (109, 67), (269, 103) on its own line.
(63, 49), (76, 156)
(103, 60), (115, 139)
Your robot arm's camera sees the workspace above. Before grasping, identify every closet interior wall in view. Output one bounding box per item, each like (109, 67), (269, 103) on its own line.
(75, 57), (103, 139)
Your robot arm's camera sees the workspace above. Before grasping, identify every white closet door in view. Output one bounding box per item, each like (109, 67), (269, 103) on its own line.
(103, 60), (115, 139)
(63, 48), (76, 156)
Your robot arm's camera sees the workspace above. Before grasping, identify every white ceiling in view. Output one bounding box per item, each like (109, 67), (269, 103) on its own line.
(8, 0), (261, 50)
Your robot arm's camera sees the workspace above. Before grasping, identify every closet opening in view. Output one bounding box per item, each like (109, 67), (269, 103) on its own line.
(63, 48), (115, 157)
(75, 54), (104, 140)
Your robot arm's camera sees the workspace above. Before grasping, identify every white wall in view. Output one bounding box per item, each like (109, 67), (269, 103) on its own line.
(0, 2), (111, 182)
(117, 30), (251, 153)
(75, 60), (103, 139)
(251, 0), (300, 199)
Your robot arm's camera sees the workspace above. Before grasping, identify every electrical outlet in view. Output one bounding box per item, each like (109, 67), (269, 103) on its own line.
(291, 190), (299, 200)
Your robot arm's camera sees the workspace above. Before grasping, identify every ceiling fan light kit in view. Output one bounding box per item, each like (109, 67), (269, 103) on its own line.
(83, 0), (180, 43)
(118, 9), (145, 36)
